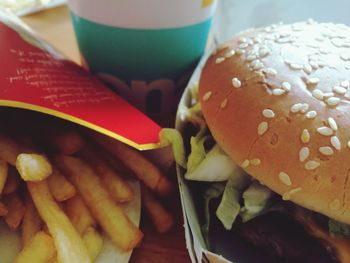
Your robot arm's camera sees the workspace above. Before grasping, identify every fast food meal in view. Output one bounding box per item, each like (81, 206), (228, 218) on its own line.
(173, 21), (350, 262)
(0, 109), (175, 263)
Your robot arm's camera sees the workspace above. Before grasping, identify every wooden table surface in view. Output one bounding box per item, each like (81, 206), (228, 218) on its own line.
(22, 5), (191, 263)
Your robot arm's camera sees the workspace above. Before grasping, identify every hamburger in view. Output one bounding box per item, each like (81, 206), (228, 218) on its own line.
(174, 20), (350, 262)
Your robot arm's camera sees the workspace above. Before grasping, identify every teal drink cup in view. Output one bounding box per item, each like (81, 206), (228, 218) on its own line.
(67, 0), (217, 116)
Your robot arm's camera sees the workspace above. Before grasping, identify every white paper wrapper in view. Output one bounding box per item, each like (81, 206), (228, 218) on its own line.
(175, 48), (226, 263)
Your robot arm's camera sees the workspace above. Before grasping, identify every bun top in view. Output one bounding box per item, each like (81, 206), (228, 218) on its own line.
(199, 20), (350, 223)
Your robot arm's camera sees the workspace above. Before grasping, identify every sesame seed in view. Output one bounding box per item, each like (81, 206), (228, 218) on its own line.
(305, 160), (320, 170)
(253, 36), (262, 43)
(331, 136), (341, 150)
(272, 89), (286, 96)
(312, 89), (324, 100)
(241, 159), (250, 168)
(347, 141), (350, 148)
(301, 129), (310, 143)
(340, 53), (350, 61)
(340, 80), (350, 88)
(238, 42), (249, 49)
(309, 60), (319, 69)
(262, 109), (275, 118)
(307, 18), (315, 24)
(225, 49), (236, 58)
(323, 92), (335, 98)
(263, 68), (277, 76)
(238, 37), (247, 43)
(235, 48), (245, 55)
(276, 37), (292, 44)
(250, 159), (261, 166)
(232, 77), (241, 88)
(246, 54), (257, 61)
(215, 57), (225, 64)
(318, 60), (327, 68)
(299, 147), (310, 162)
(251, 60), (264, 70)
(202, 91), (212, 101)
(317, 127), (333, 136)
(300, 103), (309, 113)
(264, 26), (273, 33)
(307, 77), (320, 86)
(220, 98), (228, 108)
(281, 82), (291, 91)
(258, 121), (268, 136)
(319, 146), (334, 156)
(291, 103), (302, 113)
(315, 36), (325, 42)
(290, 63), (303, 70)
(319, 48), (330, 54)
(305, 111), (317, 119)
(329, 199), (341, 211)
(333, 86), (347, 95)
(328, 117), (338, 131)
(258, 46), (270, 57)
(303, 64), (313, 74)
(292, 24), (304, 31)
(332, 38), (344, 47)
(326, 97), (340, 106)
(282, 187), (302, 201)
(278, 172), (292, 186)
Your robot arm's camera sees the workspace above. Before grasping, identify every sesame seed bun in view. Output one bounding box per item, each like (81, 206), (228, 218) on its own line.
(199, 21), (350, 224)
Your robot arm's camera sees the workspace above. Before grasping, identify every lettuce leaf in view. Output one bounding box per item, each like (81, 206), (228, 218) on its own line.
(187, 127), (209, 173)
(159, 128), (187, 169)
(202, 183), (225, 246)
(329, 219), (350, 238)
(240, 181), (273, 222)
(185, 144), (237, 181)
(216, 171), (250, 230)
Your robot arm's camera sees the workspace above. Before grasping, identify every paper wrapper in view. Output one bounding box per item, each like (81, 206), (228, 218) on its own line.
(175, 48), (230, 263)
(0, 9), (162, 151)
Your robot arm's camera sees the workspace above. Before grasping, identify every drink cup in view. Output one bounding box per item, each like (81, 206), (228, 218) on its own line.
(67, 0), (217, 116)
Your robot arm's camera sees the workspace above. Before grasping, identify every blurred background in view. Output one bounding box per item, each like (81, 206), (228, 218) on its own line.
(3, 0), (350, 44)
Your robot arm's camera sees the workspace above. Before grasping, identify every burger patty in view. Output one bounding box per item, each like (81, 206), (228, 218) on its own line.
(209, 210), (340, 263)
(235, 212), (339, 263)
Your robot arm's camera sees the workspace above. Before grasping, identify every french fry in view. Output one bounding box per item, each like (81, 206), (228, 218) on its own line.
(48, 168), (76, 202)
(0, 201), (8, 216)
(3, 166), (21, 195)
(0, 159), (8, 194)
(16, 153), (52, 181)
(65, 194), (96, 235)
(14, 231), (56, 263)
(46, 130), (85, 155)
(83, 226), (103, 262)
(22, 193), (42, 246)
(3, 192), (26, 230)
(88, 132), (172, 196)
(55, 155), (143, 251)
(27, 180), (91, 263)
(141, 186), (174, 233)
(79, 145), (134, 202)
